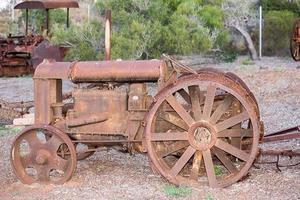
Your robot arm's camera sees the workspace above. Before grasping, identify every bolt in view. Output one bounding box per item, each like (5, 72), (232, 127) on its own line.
(141, 121), (146, 127)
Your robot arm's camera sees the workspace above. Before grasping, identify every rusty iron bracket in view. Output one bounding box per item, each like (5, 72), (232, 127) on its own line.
(162, 54), (198, 75)
(263, 126), (300, 143)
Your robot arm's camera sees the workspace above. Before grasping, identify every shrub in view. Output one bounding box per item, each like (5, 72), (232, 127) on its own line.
(51, 0), (229, 60)
(262, 0), (300, 15)
(51, 20), (104, 61)
(263, 10), (297, 56)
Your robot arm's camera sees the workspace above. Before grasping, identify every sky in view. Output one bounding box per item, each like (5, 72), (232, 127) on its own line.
(0, 1), (9, 10)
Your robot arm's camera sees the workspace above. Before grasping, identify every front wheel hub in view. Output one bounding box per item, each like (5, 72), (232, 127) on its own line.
(35, 150), (50, 165)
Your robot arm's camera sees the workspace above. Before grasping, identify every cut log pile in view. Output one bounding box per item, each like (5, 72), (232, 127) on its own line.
(0, 99), (34, 125)
(0, 92), (72, 125)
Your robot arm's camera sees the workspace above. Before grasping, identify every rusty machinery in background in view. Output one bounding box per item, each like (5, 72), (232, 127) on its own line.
(0, 1), (79, 77)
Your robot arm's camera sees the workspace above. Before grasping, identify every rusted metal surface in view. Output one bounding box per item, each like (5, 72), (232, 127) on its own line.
(70, 60), (164, 82)
(0, 34), (65, 77)
(290, 19), (300, 61)
(11, 55), (263, 189)
(14, 1), (79, 9)
(263, 126), (300, 142)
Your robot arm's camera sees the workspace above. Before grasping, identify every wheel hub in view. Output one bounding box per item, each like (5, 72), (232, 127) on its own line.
(188, 121), (217, 151)
(193, 127), (212, 144)
(35, 150), (50, 165)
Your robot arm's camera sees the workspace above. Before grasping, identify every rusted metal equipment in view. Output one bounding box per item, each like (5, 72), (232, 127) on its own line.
(290, 19), (300, 61)
(14, 0), (79, 34)
(256, 126), (300, 171)
(263, 126), (300, 143)
(0, 1), (79, 77)
(10, 55), (264, 188)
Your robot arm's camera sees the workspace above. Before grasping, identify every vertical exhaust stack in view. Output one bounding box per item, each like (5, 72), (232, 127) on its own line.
(105, 10), (112, 61)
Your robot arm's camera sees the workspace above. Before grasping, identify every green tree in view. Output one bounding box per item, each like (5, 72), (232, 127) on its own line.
(261, 0), (300, 56)
(51, 20), (104, 61)
(52, 0), (228, 60)
(264, 10), (297, 56)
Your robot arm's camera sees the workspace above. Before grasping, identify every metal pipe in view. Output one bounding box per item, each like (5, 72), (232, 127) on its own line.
(263, 126), (300, 142)
(25, 9), (28, 35)
(45, 8), (49, 35)
(66, 8), (69, 28)
(70, 60), (163, 82)
(105, 9), (112, 60)
(259, 6), (263, 59)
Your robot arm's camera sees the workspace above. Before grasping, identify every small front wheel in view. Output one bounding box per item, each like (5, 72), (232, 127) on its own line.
(11, 124), (77, 184)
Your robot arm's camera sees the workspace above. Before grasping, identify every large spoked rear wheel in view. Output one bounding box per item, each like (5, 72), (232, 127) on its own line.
(145, 71), (261, 188)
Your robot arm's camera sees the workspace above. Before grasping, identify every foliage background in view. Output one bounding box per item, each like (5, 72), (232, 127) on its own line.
(262, 0), (300, 56)
(3, 0), (300, 60)
(51, 0), (229, 61)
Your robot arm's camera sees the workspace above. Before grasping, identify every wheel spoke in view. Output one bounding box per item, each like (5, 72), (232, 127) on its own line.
(217, 129), (252, 138)
(202, 149), (217, 187)
(166, 95), (195, 127)
(210, 95), (232, 124)
(202, 84), (217, 120)
(215, 111), (249, 133)
(20, 153), (34, 168)
(47, 135), (63, 151)
(294, 46), (299, 58)
(177, 89), (191, 105)
(151, 132), (188, 141)
(190, 151), (202, 181)
(158, 142), (189, 157)
(215, 139), (249, 161)
(36, 166), (50, 182)
(170, 146), (196, 177)
(24, 131), (41, 149)
(188, 85), (202, 121)
(54, 156), (69, 171)
(159, 112), (189, 130)
(212, 147), (238, 174)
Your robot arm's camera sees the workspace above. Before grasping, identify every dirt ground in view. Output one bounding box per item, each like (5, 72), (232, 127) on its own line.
(0, 56), (300, 200)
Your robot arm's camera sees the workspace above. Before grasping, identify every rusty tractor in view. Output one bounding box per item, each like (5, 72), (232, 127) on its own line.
(290, 19), (300, 61)
(10, 54), (264, 188)
(0, 0), (79, 77)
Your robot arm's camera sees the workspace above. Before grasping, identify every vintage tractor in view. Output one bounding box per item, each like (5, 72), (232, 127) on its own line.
(290, 19), (300, 61)
(10, 55), (264, 188)
(0, 0), (79, 77)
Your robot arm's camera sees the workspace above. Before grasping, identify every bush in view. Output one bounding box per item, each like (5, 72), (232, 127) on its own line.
(95, 0), (228, 60)
(51, 20), (104, 61)
(262, 0), (300, 15)
(51, 0), (229, 61)
(263, 10), (297, 56)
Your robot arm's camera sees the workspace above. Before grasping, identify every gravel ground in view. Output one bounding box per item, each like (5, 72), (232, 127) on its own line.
(0, 56), (300, 200)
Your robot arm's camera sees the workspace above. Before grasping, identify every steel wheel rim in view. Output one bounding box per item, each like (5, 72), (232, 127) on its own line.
(10, 125), (77, 184)
(145, 73), (260, 188)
